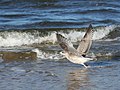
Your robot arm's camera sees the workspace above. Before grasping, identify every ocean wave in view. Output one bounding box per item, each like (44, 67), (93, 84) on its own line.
(0, 25), (119, 47)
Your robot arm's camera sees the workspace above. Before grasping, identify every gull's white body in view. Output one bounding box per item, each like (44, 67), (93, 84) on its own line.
(57, 24), (94, 68)
(67, 54), (92, 64)
(60, 51), (93, 68)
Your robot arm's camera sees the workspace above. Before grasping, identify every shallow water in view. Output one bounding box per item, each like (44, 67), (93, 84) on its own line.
(0, 57), (120, 90)
(0, 39), (120, 90)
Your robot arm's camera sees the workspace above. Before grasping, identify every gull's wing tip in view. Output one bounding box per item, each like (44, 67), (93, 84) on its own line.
(86, 24), (93, 33)
(88, 24), (93, 29)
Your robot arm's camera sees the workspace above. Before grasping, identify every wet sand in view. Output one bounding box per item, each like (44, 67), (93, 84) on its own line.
(0, 47), (37, 62)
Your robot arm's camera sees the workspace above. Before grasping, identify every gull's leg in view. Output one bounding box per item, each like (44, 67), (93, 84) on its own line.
(82, 63), (89, 68)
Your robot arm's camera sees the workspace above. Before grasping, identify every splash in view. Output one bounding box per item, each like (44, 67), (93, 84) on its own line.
(32, 48), (64, 60)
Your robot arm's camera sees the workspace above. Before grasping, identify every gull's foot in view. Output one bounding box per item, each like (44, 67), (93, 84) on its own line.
(82, 63), (91, 68)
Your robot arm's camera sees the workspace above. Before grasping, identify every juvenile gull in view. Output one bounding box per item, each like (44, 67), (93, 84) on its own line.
(56, 24), (93, 68)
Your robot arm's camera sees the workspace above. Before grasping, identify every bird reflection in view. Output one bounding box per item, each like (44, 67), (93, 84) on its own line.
(67, 68), (90, 90)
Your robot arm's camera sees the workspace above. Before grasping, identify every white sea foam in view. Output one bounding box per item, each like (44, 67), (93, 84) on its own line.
(32, 48), (64, 60)
(32, 48), (45, 58)
(92, 25), (116, 40)
(0, 25), (117, 47)
(0, 31), (57, 47)
(60, 25), (116, 42)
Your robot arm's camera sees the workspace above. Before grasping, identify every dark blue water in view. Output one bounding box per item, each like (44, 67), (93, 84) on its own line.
(0, 0), (120, 30)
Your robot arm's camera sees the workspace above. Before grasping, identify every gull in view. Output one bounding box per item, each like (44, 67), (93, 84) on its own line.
(56, 24), (94, 68)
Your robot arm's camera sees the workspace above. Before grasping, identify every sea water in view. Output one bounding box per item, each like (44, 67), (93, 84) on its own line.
(0, 0), (120, 90)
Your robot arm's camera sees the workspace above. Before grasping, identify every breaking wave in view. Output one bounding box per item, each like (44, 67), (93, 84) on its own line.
(0, 25), (119, 47)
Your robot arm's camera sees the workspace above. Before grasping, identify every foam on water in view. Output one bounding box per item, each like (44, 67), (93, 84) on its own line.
(63, 25), (116, 42)
(92, 25), (116, 40)
(0, 31), (57, 47)
(0, 25), (117, 47)
(32, 48), (64, 60)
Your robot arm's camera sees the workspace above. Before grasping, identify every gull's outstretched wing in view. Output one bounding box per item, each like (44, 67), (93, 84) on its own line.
(56, 33), (80, 56)
(77, 24), (93, 56)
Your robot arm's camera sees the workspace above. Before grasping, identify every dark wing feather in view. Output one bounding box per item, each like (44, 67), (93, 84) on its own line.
(56, 33), (80, 56)
(77, 24), (93, 56)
